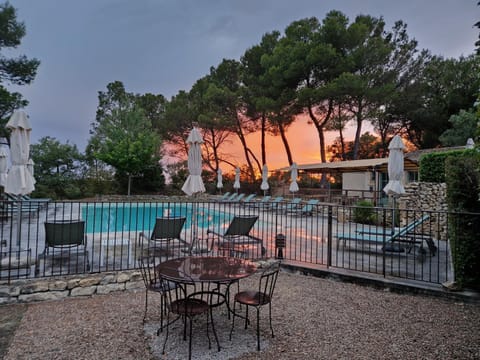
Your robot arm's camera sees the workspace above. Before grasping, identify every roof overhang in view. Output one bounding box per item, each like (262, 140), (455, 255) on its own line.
(277, 157), (418, 173)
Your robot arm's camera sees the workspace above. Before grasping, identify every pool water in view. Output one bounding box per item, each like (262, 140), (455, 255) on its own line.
(81, 203), (230, 234)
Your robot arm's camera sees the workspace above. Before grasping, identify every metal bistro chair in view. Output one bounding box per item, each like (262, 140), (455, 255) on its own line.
(138, 255), (176, 329)
(230, 261), (280, 351)
(160, 268), (221, 360)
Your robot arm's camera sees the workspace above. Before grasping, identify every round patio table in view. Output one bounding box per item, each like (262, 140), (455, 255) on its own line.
(157, 256), (257, 321)
(156, 256), (257, 283)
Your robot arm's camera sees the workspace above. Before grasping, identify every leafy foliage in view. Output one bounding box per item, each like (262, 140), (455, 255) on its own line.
(445, 152), (480, 289)
(0, 2), (40, 134)
(419, 150), (469, 183)
(439, 110), (477, 146)
(89, 82), (163, 195)
(353, 200), (376, 224)
(30, 137), (85, 199)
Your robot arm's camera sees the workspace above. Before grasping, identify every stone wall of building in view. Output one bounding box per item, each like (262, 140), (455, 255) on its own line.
(0, 270), (143, 305)
(398, 182), (448, 240)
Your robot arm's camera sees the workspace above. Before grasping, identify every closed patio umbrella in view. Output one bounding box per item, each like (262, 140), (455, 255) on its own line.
(0, 140), (8, 188)
(181, 127), (205, 246)
(181, 127), (205, 196)
(383, 135), (406, 232)
(216, 168), (223, 193)
(5, 111), (36, 247)
(289, 162), (299, 198)
(233, 167), (240, 193)
(260, 164), (269, 196)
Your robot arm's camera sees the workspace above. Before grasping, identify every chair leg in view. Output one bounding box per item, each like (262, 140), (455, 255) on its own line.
(188, 316), (193, 360)
(229, 300), (237, 340)
(162, 313), (171, 355)
(209, 308), (221, 352)
(256, 307), (261, 351)
(206, 311), (212, 349)
(269, 302), (274, 338)
(143, 290), (148, 322)
(159, 294), (164, 332)
(244, 305), (249, 329)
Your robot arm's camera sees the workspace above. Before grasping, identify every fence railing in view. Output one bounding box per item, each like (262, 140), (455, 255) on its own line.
(0, 198), (475, 286)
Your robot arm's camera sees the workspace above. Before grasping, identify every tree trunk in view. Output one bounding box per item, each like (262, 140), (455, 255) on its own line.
(235, 115), (255, 181)
(307, 101), (334, 163)
(127, 174), (132, 196)
(277, 122), (293, 165)
(352, 100), (363, 160)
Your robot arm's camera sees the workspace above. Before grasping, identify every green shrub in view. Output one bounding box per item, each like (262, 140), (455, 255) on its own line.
(353, 200), (376, 224)
(419, 149), (474, 183)
(445, 152), (480, 290)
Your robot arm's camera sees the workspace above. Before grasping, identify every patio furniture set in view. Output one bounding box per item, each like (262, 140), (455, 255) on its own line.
(137, 215), (281, 359)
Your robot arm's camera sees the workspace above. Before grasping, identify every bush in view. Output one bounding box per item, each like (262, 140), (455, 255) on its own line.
(353, 200), (376, 224)
(419, 149), (474, 183)
(445, 152), (480, 290)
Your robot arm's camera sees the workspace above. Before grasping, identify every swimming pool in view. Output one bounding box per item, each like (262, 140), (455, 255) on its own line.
(81, 203), (231, 234)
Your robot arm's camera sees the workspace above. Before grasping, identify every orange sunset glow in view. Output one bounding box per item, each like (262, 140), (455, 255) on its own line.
(219, 116), (361, 175)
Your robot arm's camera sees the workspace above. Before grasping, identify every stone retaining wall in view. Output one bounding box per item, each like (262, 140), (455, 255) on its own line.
(0, 270), (143, 305)
(399, 182), (448, 240)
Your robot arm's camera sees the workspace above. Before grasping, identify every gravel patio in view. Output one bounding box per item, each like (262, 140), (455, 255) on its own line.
(1, 270), (479, 359)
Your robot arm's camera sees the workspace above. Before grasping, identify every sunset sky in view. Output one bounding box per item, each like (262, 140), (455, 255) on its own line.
(220, 116), (362, 173)
(6, 0), (478, 172)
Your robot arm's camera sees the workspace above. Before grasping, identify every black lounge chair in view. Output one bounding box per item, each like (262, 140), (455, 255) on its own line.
(207, 215), (266, 257)
(138, 217), (188, 257)
(39, 220), (89, 274)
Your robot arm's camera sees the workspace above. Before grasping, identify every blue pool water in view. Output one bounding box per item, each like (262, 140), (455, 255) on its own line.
(81, 203), (230, 234)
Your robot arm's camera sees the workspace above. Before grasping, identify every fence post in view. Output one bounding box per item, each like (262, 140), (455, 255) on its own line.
(327, 205), (332, 267)
(382, 207), (387, 278)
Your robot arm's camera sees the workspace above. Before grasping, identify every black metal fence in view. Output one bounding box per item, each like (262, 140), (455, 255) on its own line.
(0, 198), (475, 286)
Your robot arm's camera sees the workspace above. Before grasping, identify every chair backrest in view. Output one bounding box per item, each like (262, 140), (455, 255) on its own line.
(233, 193), (246, 202)
(138, 255), (162, 289)
(224, 215), (258, 236)
(259, 195), (272, 203)
(271, 196), (284, 204)
(258, 262), (280, 302)
(225, 193), (238, 201)
(302, 199), (319, 211)
(219, 192), (231, 200)
(392, 214), (430, 240)
(242, 194), (256, 203)
(44, 220), (86, 248)
(150, 217), (186, 240)
(160, 267), (198, 311)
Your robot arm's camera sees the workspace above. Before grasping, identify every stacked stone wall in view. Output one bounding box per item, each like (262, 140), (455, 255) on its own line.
(399, 182), (448, 240)
(0, 270), (143, 305)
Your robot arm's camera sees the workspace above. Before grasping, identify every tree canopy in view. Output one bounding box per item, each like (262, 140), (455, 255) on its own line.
(0, 2), (39, 135)
(88, 82), (162, 195)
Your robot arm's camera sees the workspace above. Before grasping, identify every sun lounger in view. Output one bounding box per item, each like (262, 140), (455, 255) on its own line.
(245, 195), (271, 208)
(240, 193), (256, 205)
(264, 196), (284, 211)
(224, 193), (246, 203)
(207, 215), (266, 257)
(336, 214), (435, 258)
(216, 192), (231, 202)
(279, 197), (302, 213)
(287, 199), (319, 216)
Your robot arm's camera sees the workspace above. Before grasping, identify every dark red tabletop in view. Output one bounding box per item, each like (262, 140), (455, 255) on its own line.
(157, 256), (257, 283)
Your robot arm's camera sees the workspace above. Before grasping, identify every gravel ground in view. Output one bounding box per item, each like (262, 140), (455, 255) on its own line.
(2, 271), (480, 360)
